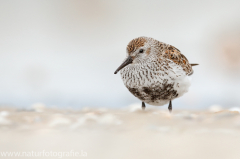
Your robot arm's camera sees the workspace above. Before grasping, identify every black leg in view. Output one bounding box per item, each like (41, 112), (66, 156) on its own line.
(168, 100), (172, 113)
(142, 102), (146, 110)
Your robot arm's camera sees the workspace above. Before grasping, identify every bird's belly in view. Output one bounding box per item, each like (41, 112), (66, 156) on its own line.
(125, 75), (191, 106)
(127, 83), (178, 106)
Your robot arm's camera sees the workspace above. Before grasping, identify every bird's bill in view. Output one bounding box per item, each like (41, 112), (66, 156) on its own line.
(114, 56), (133, 74)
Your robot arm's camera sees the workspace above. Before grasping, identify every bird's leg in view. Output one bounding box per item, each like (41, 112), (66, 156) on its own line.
(142, 102), (146, 110)
(168, 100), (172, 113)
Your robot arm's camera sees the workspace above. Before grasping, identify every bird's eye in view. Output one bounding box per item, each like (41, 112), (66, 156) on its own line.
(139, 49), (144, 53)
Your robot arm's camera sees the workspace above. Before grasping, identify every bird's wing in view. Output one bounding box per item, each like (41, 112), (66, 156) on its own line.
(163, 45), (193, 75)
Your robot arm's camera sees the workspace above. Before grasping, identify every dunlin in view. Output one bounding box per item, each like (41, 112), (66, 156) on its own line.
(114, 37), (198, 112)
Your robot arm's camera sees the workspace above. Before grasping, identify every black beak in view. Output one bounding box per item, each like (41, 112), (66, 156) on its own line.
(114, 56), (133, 74)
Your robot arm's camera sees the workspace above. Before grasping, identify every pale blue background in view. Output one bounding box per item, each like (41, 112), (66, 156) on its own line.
(0, 0), (240, 109)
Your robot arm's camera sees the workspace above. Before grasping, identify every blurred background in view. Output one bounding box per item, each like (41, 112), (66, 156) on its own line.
(1, 1), (240, 159)
(0, 0), (240, 109)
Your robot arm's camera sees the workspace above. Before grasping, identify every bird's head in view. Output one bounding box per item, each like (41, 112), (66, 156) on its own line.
(114, 37), (162, 74)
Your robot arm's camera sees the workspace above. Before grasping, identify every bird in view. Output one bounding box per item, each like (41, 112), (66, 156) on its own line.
(114, 37), (198, 112)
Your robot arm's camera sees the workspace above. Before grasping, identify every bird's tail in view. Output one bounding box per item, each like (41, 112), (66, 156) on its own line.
(190, 64), (199, 66)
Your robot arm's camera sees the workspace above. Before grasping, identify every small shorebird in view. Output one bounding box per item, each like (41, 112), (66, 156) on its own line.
(114, 37), (198, 112)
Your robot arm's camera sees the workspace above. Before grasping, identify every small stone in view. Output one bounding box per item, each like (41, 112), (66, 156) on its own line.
(48, 115), (71, 127)
(229, 107), (240, 113)
(0, 111), (9, 117)
(32, 103), (46, 112)
(128, 103), (142, 112)
(98, 114), (122, 125)
(0, 111), (11, 125)
(209, 105), (222, 113)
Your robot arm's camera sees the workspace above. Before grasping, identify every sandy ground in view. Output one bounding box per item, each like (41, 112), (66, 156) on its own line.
(0, 104), (240, 159)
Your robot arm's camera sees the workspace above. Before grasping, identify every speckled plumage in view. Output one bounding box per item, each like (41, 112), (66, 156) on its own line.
(115, 37), (197, 111)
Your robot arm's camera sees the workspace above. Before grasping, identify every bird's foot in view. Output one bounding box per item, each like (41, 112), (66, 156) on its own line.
(142, 102), (146, 110)
(168, 100), (172, 113)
